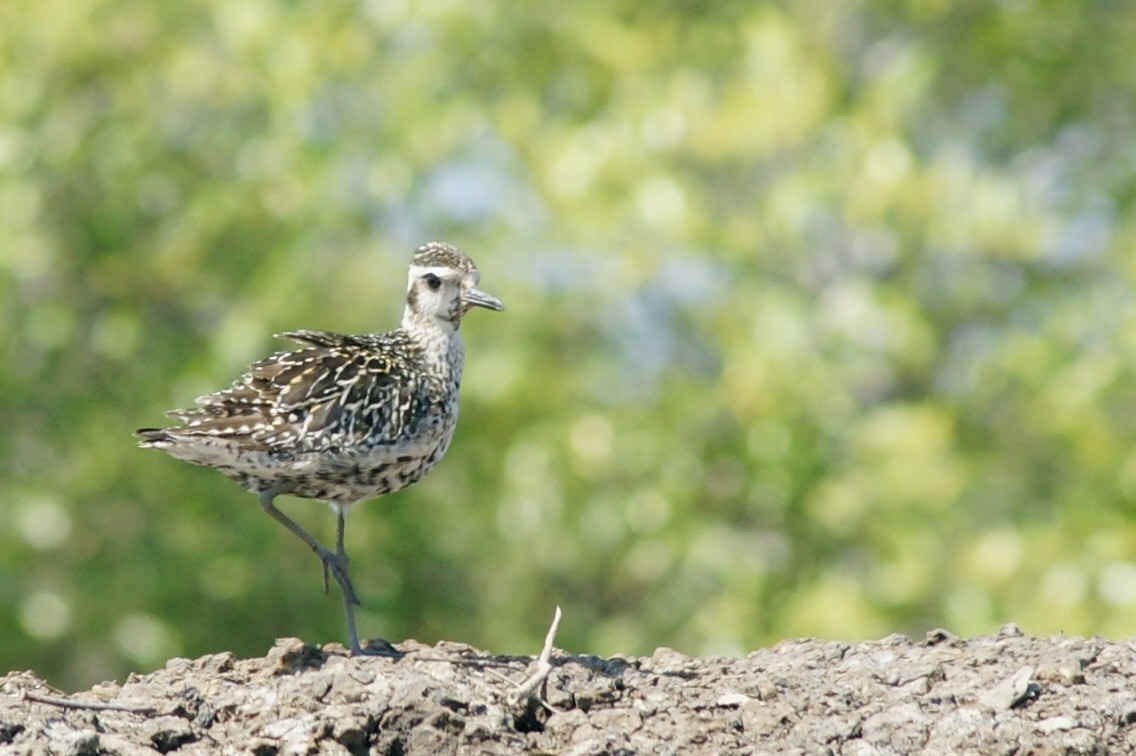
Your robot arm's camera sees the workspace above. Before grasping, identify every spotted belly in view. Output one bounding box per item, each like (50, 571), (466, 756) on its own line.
(227, 431), (456, 507)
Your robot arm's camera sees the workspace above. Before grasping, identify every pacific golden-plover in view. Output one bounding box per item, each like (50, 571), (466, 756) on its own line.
(137, 242), (503, 654)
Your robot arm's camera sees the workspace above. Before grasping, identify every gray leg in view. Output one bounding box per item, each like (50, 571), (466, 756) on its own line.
(334, 508), (362, 653)
(333, 507), (399, 656)
(257, 488), (396, 655)
(257, 487), (364, 644)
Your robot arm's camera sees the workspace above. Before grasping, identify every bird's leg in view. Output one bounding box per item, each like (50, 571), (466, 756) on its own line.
(257, 488), (395, 656)
(335, 508), (349, 572)
(331, 508), (398, 656)
(257, 487), (358, 606)
(330, 508), (358, 607)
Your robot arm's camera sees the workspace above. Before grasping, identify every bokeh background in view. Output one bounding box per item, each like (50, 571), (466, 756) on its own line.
(3, 0), (1136, 690)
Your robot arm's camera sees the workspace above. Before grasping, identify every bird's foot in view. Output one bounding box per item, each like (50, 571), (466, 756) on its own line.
(352, 637), (402, 657)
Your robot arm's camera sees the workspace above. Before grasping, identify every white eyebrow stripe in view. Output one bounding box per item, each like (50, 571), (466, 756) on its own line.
(408, 265), (462, 277)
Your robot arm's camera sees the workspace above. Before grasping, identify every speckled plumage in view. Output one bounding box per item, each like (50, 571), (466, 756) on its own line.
(140, 327), (459, 506)
(137, 241), (503, 653)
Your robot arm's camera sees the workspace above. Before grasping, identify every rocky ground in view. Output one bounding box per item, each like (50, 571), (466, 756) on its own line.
(2, 623), (1136, 754)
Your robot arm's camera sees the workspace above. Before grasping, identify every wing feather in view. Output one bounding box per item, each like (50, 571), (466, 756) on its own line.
(142, 330), (425, 454)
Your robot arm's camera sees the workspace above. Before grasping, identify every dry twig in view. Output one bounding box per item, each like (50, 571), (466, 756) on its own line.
(22, 690), (157, 715)
(509, 605), (563, 706)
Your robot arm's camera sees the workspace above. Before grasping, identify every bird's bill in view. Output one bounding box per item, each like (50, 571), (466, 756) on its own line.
(462, 287), (505, 311)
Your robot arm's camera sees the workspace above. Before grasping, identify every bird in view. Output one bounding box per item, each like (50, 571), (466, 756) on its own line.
(136, 241), (504, 654)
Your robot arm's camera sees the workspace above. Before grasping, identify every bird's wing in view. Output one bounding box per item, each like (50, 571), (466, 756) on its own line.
(276, 329), (360, 349)
(158, 331), (425, 453)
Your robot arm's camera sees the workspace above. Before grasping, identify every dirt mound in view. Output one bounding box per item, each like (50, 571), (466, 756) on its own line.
(2, 624), (1134, 754)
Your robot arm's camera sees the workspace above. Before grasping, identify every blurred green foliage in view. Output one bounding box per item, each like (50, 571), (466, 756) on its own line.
(3, 0), (1136, 690)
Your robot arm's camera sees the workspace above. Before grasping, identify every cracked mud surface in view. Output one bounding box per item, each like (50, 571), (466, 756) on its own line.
(3, 625), (1136, 754)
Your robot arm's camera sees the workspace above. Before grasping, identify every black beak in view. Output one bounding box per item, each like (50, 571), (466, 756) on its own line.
(462, 286), (504, 312)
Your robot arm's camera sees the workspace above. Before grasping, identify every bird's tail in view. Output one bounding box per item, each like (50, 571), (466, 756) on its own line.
(135, 428), (176, 448)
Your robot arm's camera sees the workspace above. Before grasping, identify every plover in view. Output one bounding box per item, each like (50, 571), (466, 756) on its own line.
(137, 242), (503, 653)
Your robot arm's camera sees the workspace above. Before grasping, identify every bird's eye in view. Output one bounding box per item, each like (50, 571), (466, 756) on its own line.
(424, 273), (441, 290)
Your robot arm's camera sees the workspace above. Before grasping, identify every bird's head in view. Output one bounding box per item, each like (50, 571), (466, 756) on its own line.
(404, 242), (504, 330)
